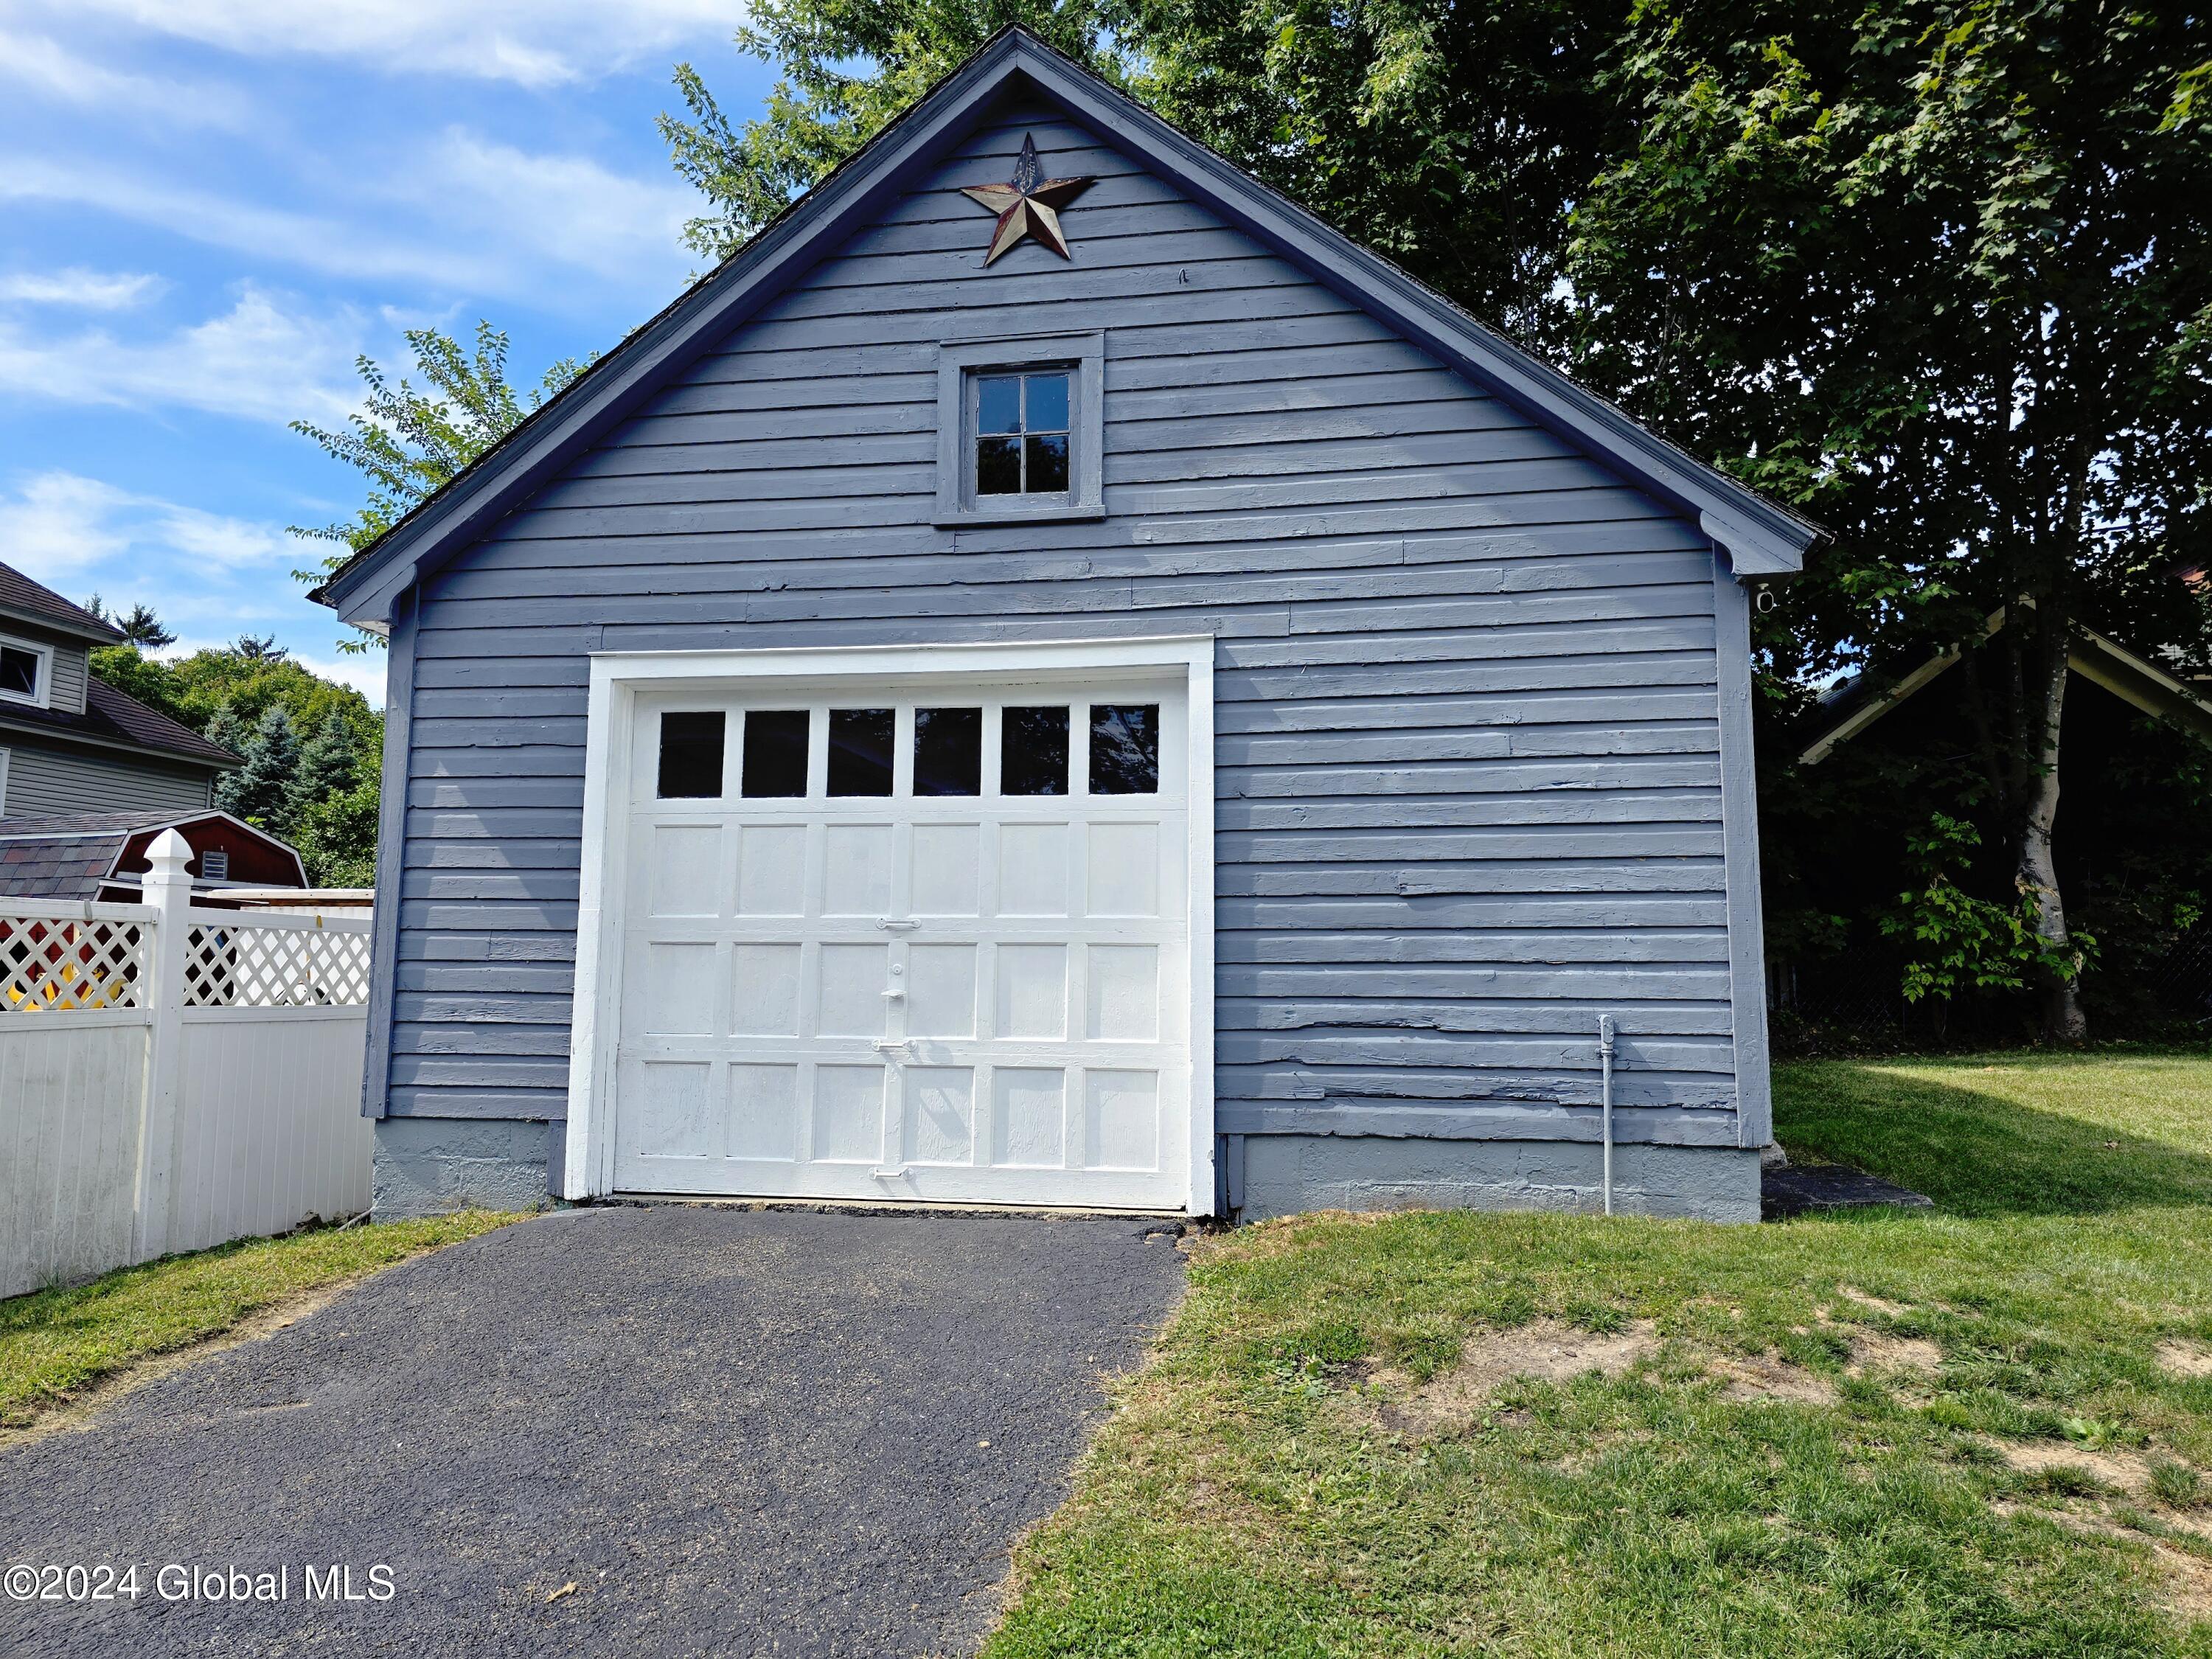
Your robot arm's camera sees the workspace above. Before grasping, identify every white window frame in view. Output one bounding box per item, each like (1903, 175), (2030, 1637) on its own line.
(933, 331), (1105, 527)
(565, 634), (1216, 1211)
(0, 633), (54, 709)
(0, 745), (10, 815)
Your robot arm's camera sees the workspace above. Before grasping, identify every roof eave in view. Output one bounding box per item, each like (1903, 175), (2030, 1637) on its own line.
(315, 27), (1819, 625)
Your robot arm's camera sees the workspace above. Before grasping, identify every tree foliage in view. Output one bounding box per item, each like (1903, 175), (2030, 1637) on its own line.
(80, 596), (175, 649)
(290, 322), (594, 649)
(91, 644), (384, 883)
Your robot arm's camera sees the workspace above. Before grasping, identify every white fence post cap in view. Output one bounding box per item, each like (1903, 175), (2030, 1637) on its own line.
(145, 828), (194, 872)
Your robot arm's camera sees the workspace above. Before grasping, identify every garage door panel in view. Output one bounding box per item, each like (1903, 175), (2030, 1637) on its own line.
(736, 824), (807, 915)
(613, 676), (1192, 1209)
(911, 823), (982, 915)
(994, 943), (1067, 1040)
(902, 1066), (976, 1165)
(822, 824), (894, 914)
(818, 943), (891, 1037)
(812, 1064), (888, 1163)
(1085, 821), (1161, 917)
(731, 944), (801, 1035)
(996, 822), (1071, 916)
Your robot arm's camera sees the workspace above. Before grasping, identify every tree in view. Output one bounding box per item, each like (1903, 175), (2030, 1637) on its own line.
(80, 595), (176, 649)
(290, 708), (361, 821)
(1563, 0), (2212, 1039)
(291, 321), (594, 647)
(215, 705), (303, 831)
(292, 781), (380, 888)
(91, 644), (380, 762)
(204, 700), (247, 762)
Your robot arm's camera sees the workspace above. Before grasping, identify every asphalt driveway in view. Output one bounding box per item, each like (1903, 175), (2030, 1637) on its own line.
(0, 1206), (1189, 1658)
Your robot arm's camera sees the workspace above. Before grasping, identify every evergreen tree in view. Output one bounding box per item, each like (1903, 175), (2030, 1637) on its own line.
(203, 700), (248, 763)
(216, 705), (303, 831)
(291, 708), (361, 820)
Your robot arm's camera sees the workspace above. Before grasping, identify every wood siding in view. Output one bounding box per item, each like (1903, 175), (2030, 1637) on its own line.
(1, 739), (216, 819)
(392, 105), (1743, 1150)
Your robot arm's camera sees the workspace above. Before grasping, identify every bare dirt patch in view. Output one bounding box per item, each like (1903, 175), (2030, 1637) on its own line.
(1999, 1440), (2153, 1494)
(1377, 1318), (1659, 1437)
(2153, 1543), (2212, 1622)
(1714, 1353), (1841, 1406)
(1848, 1331), (1944, 1376)
(2157, 1340), (2212, 1380)
(1837, 1286), (1911, 1317)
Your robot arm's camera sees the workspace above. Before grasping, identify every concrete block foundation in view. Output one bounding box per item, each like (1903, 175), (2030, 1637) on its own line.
(1233, 1135), (1762, 1224)
(373, 1118), (554, 1217)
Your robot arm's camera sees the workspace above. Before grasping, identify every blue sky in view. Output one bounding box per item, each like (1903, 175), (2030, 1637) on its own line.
(0, 2), (776, 703)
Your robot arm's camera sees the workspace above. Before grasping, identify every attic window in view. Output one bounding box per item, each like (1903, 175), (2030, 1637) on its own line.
(0, 635), (52, 708)
(975, 371), (1071, 495)
(933, 333), (1103, 526)
(199, 849), (230, 881)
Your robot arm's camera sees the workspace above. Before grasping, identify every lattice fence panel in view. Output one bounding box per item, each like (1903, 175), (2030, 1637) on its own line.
(184, 922), (372, 1009)
(0, 914), (147, 1011)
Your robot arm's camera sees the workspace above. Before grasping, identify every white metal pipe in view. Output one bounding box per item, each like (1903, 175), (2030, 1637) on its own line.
(1598, 1013), (1618, 1216)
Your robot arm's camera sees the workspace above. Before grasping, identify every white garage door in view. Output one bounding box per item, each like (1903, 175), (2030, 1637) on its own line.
(611, 675), (1192, 1210)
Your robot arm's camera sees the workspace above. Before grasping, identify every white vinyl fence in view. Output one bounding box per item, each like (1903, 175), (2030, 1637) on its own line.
(0, 831), (372, 1298)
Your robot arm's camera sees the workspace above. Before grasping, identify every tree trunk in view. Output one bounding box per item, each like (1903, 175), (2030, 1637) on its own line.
(2015, 609), (2087, 1042)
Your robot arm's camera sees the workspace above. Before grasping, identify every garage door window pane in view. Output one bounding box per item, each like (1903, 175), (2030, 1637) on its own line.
(741, 710), (810, 798)
(914, 707), (981, 796)
(828, 708), (894, 796)
(1001, 706), (1068, 796)
(656, 711), (725, 799)
(1089, 705), (1160, 795)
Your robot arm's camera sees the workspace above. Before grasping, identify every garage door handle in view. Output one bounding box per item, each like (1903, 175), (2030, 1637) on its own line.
(881, 988), (905, 1000)
(876, 918), (918, 931)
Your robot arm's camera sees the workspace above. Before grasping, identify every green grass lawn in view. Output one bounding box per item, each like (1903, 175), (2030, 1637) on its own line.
(984, 1051), (2212, 1658)
(0, 1211), (520, 1433)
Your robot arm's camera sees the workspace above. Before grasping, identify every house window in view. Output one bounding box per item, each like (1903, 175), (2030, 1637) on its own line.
(933, 333), (1104, 526)
(0, 635), (51, 707)
(975, 371), (1071, 496)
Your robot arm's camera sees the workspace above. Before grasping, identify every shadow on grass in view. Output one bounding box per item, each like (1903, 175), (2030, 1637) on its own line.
(1773, 1062), (2212, 1217)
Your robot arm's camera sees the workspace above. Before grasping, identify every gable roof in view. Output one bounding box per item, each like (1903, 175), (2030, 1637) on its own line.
(313, 28), (1820, 628)
(1800, 604), (2212, 765)
(0, 559), (128, 644)
(0, 810), (306, 900)
(0, 676), (243, 770)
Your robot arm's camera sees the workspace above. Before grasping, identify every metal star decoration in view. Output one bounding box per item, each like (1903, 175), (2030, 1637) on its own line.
(961, 134), (1095, 265)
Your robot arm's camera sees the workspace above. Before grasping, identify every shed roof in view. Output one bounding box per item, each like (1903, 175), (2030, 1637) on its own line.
(1800, 605), (2212, 765)
(0, 810), (305, 900)
(312, 27), (1821, 630)
(0, 559), (128, 644)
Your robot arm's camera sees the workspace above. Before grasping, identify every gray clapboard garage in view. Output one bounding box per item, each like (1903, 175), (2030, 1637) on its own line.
(316, 29), (1818, 1225)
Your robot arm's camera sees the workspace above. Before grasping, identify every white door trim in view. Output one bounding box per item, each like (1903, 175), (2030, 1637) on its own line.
(565, 634), (1217, 1212)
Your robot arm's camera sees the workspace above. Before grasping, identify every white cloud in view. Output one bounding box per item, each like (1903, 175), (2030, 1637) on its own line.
(0, 471), (313, 580)
(425, 130), (695, 283)
(0, 139), (694, 305)
(0, 268), (164, 309)
(0, 27), (253, 128)
(0, 156), (509, 291)
(18, 1), (740, 88)
(0, 286), (364, 423)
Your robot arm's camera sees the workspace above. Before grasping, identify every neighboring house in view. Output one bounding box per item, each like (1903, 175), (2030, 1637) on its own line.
(315, 31), (1820, 1224)
(0, 561), (242, 818)
(0, 810), (307, 902)
(1800, 602), (2212, 765)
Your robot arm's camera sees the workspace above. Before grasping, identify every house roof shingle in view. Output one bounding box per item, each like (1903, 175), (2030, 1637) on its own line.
(0, 560), (127, 644)
(0, 678), (244, 769)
